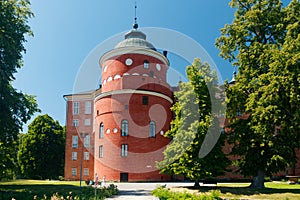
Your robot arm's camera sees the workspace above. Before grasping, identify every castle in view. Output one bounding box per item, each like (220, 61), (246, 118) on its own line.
(64, 21), (174, 182)
(63, 21), (300, 183)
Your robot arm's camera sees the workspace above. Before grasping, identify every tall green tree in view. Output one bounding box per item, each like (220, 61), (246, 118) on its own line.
(18, 114), (65, 179)
(216, 0), (300, 188)
(157, 58), (229, 187)
(0, 0), (39, 179)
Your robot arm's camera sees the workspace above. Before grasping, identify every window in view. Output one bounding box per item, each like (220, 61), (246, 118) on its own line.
(84, 168), (89, 176)
(85, 118), (91, 126)
(149, 121), (156, 137)
(73, 119), (79, 127)
(84, 152), (89, 160)
(84, 135), (90, 148)
(85, 101), (91, 114)
(72, 152), (77, 160)
(73, 102), (79, 115)
(72, 136), (78, 148)
(99, 123), (104, 138)
(142, 96), (148, 105)
(71, 168), (77, 176)
(99, 145), (103, 158)
(125, 58), (133, 66)
(144, 60), (149, 69)
(121, 120), (128, 136)
(121, 144), (128, 157)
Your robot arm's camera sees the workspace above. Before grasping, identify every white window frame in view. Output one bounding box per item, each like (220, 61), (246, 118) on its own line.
(85, 101), (92, 114)
(73, 119), (79, 127)
(84, 168), (89, 176)
(121, 144), (128, 157)
(72, 152), (77, 160)
(99, 145), (103, 158)
(121, 120), (128, 136)
(71, 168), (77, 176)
(72, 136), (78, 148)
(99, 123), (104, 138)
(84, 135), (90, 148)
(73, 102), (79, 115)
(149, 121), (156, 138)
(84, 118), (91, 126)
(84, 152), (89, 160)
(144, 60), (149, 69)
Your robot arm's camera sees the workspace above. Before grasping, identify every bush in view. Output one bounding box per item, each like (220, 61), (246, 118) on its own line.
(2, 184), (118, 200)
(152, 186), (222, 200)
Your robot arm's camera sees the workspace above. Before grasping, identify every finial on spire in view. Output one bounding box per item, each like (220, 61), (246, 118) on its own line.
(133, 2), (138, 30)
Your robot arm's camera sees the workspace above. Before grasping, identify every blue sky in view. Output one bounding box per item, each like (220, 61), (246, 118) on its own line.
(12, 0), (288, 130)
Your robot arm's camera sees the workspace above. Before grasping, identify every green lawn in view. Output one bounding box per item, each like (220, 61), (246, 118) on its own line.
(171, 181), (300, 200)
(0, 180), (118, 200)
(2, 180), (300, 200)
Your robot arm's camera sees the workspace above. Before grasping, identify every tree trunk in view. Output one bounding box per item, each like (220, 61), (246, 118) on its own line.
(194, 181), (200, 188)
(250, 170), (265, 189)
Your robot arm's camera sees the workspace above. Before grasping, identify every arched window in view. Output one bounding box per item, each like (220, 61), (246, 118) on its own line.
(144, 60), (149, 69)
(99, 123), (104, 138)
(149, 121), (156, 137)
(121, 120), (128, 136)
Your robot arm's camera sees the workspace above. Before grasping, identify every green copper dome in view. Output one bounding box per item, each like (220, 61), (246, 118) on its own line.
(115, 30), (156, 50)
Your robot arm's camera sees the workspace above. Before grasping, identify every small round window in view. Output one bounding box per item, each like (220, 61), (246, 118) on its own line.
(156, 64), (161, 71)
(125, 58), (133, 66)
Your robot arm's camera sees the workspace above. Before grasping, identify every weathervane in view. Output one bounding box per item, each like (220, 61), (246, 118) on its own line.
(133, 2), (138, 30)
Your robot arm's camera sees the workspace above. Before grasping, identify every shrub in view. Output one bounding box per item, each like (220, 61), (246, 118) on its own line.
(3, 184), (118, 200)
(151, 186), (222, 200)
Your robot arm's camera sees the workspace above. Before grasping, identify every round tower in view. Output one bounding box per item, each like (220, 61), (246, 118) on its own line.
(94, 26), (173, 181)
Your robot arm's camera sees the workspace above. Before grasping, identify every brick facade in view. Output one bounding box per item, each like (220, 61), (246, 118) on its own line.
(64, 94), (95, 181)
(64, 29), (173, 182)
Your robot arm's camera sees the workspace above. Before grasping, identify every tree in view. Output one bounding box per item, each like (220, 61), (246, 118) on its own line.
(216, 0), (300, 188)
(0, 0), (39, 179)
(157, 58), (229, 187)
(18, 114), (65, 179)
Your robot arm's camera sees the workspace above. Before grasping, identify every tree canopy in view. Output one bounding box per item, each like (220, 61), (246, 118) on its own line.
(18, 114), (65, 179)
(216, 0), (300, 188)
(157, 58), (229, 186)
(0, 0), (39, 179)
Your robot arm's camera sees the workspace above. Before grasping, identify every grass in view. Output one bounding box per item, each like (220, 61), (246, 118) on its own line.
(170, 181), (300, 200)
(0, 179), (118, 200)
(2, 180), (300, 200)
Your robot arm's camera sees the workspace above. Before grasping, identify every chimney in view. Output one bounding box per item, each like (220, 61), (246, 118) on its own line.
(163, 50), (168, 57)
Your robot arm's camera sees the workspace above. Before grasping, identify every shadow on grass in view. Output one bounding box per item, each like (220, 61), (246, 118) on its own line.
(0, 184), (88, 200)
(184, 185), (300, 196)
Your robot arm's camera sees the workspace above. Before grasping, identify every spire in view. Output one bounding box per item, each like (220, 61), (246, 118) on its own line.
(133, 2), (138, 30)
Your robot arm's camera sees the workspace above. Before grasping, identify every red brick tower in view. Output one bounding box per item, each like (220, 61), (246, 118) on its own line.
(94, 24), (173, 181)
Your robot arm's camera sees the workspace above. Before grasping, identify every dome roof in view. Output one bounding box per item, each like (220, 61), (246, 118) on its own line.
(115, 30), (156, 50)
